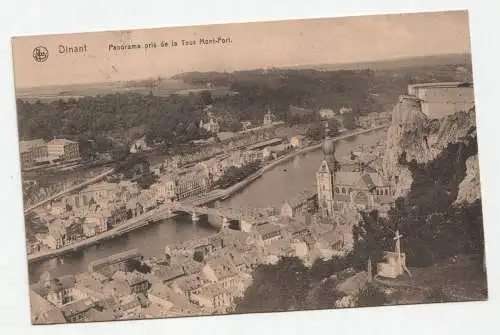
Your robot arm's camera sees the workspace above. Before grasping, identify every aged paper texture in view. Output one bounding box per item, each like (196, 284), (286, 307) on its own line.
(11, 10), (487, 325)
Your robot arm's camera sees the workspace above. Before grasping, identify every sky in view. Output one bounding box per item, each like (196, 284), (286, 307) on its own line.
(11, 10), (471, 88)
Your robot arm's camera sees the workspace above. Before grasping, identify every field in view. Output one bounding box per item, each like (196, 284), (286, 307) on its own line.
(15, 79), (210, 102)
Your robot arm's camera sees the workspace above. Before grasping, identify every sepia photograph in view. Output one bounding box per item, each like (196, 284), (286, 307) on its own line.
(10, 9), (487, 325)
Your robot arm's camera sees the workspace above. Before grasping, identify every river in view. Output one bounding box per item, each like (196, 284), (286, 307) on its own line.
(28, 129), (386, 283)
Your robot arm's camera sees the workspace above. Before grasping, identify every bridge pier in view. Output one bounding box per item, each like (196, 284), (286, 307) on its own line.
(192, 211), (199, 222)
(240, 220), (252, 233)
(221, 217), (229, 230)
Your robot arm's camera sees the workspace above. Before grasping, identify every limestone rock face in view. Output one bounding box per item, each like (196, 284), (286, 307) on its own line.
(382, 95), (478, 201)
(455, 155), (481, 204)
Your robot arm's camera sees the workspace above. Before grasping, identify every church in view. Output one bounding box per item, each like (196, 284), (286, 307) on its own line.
(316, 124), (394, 218)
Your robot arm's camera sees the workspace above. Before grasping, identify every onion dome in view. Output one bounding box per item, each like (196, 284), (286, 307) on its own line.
(322, 122), (335, 156)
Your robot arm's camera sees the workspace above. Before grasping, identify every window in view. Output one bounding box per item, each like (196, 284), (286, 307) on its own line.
(335, 187), (339, 193)
(342, 187), (346, 194)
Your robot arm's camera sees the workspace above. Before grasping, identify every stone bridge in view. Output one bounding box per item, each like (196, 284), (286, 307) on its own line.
(148, 201), (267, 232)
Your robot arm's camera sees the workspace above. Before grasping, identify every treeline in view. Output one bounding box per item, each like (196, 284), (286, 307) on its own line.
(16, 92), (210, 147)
(233, 256), (387, 313)
(16, 68), (394, 152)
(204, 68), (379, 123)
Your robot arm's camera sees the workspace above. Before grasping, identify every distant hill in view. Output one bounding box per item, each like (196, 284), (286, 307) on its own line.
(284, 53), (472, 72)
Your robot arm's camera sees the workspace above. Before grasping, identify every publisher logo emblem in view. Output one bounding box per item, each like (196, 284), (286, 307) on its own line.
(33, 46), (49, 63)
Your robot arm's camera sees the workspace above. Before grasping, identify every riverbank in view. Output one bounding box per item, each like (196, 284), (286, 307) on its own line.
(214, 124), (389, 201)
(27, 125), (388, 264)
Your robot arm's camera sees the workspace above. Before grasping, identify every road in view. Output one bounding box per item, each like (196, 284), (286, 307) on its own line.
(24, 168), (116, 214)
(27, 124), (389, 263)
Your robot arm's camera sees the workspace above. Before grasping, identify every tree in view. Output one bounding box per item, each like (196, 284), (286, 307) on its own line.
(136, 173), (158, 190)
(234, 257), (312, 313)
(342, 112), (357, 130)
(200, 90), (214, 106)
(356, 284), (387, 307)
(305, 119), (341, 141)
(303, 277), (345, 310)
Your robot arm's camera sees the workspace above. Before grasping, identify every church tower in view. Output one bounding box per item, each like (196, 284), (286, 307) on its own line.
(316, 122), (338, 218)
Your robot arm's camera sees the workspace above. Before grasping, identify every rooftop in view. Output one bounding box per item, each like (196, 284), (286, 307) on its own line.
(19, 139), (46, 153)
(335, 171), (388, 188)
(37, 309), (67, 324)
(196, 283), (229, 298)
(246, 137), (283, 151)
(284, 190), (316, 209)
(48, 138), (78, 146)
(60, 298), (94, 317)
(88, 249), (141, 272)
(255, 222), (282, 238)
(31, 274), (77, 297)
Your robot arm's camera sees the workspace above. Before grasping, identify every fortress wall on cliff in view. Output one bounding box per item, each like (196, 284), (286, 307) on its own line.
(382, 82), (478, 199)
(409, 84), (475, 120)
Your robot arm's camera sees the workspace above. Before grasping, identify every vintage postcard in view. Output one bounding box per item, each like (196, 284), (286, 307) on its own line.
(11, 10), (487, 325)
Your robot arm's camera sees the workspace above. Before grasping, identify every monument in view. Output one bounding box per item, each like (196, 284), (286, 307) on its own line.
(377, 230), (412, 279)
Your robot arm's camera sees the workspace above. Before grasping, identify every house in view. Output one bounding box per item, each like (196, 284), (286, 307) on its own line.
(148, 282), (174, 311)
(171, 274), (205, 299)
(124, 271), (150, 294)
(47, 138), (80, 161)
(152, 264), (186, 284)
(263, 109), (275, 127)
(290, 135), (306, 148)
(19, 139), (48, 168)
(201, 255), (241, 293)
(318, 108), (336, 119)
(130, 136), (152, 153)
(83, 212), (108, 237)
(60, 298), (95, 323)
(281, 190), (318, 218)
(31, 272), (90, 313)
(289, 105), (315, 117)
(339, 107), (352, 115)
(45, 221), (67, 249)
(49, 201), (67, 215)
(117, 294), (143, 320)
(263, 144), (291, 160)
(200, 117), (220, 134)
(190, 283), (233, 312)
(88, 249), (142, 274)
(255, 223), (283, 245)
(35, 308), (67, 325)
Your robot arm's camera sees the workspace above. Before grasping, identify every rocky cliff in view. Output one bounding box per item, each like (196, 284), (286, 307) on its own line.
(382, 96), (480, 204)
(455, 155), (481, 204)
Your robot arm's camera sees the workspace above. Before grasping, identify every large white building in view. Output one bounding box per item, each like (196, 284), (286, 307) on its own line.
(19, 139), (48, 168)
(47, 138), (80, 161)
(406, 82), (475, 119)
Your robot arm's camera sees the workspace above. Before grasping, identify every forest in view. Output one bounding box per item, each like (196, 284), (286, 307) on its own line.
(16, 68), (397, 155)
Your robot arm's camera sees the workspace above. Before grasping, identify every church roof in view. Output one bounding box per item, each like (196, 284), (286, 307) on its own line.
(335, 171), (387, 188)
